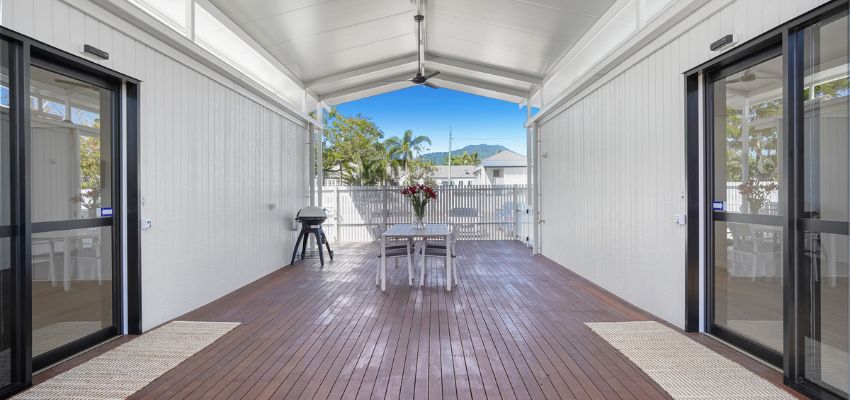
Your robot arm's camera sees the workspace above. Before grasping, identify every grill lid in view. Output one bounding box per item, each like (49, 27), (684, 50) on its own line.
(297, 206), (327, 219)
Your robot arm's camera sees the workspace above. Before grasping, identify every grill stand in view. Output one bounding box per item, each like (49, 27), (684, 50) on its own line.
(290, 225), (333, 266)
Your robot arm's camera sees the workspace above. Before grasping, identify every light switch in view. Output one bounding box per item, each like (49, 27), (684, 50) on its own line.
(674, 214), (688, 225)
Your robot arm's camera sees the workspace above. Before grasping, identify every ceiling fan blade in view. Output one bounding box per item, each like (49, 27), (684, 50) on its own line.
(423, 70), (440, 80)
(54, 78), (99, 90)
(424, 81), (440, 89)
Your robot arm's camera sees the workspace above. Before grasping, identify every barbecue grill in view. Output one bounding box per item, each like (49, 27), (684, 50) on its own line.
(290, 206), (334, 266)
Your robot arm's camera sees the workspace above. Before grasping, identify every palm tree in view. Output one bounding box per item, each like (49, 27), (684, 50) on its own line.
(385, 130), (431, 176)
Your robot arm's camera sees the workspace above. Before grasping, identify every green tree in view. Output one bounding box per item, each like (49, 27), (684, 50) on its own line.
(322, 112), (389, 185)
(402, 158), (437, 186)
(443, 151), (480, 166)
(385, 129), (431, 176)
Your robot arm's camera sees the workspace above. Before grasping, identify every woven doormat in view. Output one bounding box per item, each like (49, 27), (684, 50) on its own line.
(14, 321), (239, 400)
(585, 321), (795, 399)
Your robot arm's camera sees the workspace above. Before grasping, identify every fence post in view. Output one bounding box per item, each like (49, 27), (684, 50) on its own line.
(335, 186), (341, 241)
(512, 186), (518, 240)
(383, 186), (389, 229)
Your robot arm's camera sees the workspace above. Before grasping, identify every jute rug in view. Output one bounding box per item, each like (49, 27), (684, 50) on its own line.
(585, 321), (796, 399)
(14, 321), (239, 400)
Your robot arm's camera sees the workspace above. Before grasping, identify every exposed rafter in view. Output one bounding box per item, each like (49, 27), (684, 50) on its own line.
(428, 55), (542, 86)
(320, 73), (414, 103)
(305, 53), (418, 89)
(432, 74), (530, 99)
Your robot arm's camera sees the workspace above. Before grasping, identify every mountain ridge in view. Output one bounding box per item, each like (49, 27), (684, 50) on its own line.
(419, 144), (514, 165)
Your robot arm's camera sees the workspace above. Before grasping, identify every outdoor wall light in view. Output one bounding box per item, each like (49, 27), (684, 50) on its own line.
(83, 44), (110, 60)
(710, 34), (736, 51)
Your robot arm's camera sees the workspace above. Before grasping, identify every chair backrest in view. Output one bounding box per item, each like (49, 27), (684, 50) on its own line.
(369, 224), (384, 242)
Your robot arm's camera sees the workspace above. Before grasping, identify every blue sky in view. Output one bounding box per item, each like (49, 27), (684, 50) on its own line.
(334, 86), (530, 155)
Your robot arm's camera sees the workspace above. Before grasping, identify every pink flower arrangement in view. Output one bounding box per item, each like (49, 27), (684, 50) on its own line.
(401, 184), (437, 222)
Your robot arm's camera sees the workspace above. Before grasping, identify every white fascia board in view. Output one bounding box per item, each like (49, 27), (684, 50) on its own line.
(427, 55), (543, 86)
(82, 0), (320, 127)
(543, 0), (635, 82)
(526, 0), (713, 128)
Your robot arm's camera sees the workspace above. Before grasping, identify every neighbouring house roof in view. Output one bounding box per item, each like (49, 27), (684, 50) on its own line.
(480, 150), (527, 168)
(432, 165), (477, 179)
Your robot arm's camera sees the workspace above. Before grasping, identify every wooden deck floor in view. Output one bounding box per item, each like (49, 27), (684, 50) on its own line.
(37, 241), (802, 399)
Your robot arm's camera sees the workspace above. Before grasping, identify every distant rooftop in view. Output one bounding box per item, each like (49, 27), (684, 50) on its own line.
(480, 150), (526, 168)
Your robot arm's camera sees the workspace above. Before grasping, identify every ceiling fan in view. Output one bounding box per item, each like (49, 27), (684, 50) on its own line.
(727, 68), (780, 83)
(54, 78), (99, 91)
(387, 13), (441, 88)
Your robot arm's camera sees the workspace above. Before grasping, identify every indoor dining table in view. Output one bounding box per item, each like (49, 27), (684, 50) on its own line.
(379, 223), (452, 292)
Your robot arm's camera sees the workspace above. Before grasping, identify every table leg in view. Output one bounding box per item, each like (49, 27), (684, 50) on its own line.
(63, 237), (71, 291)
(419, 240), (426, 287)
(407, 238), (413, 286)
(380, 235), (386, 292)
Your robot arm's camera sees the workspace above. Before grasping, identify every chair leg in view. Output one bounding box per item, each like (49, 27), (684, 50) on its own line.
(48, 241), (56, 286)
(453, 258), (458, 286)
(419, 254), (426, 287)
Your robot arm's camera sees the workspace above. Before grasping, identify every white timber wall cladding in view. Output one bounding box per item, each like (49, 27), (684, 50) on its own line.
(2, 0), (308, 330)
(538, 0), (831, 328)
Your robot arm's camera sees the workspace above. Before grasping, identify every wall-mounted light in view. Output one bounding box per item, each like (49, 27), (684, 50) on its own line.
(83, 44), (110, 60)
(710, 34), (736, 52)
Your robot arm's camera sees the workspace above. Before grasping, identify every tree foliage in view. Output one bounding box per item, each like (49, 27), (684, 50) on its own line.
(385, 129), (432, 177)
(320, 110), (432, 186)
(443, 151), (480, 166)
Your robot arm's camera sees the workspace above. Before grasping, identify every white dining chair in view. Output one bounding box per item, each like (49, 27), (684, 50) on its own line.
(376, 240), (415, 287)
(418, 230), (458, 287)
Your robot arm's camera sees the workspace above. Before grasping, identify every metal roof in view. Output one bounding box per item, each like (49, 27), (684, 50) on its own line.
(207, 0), (620, 105)
(480, 150), (526, 167)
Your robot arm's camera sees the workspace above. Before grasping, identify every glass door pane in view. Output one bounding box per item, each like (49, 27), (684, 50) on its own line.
(28, 65), (114, 360)
(713, 56), (784, 216)
(0, 38), (14, 388)
(801, 12), (849, 397)
(711, 53), (785, 357)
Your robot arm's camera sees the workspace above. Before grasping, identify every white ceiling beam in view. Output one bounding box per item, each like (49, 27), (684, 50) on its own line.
(432, 74), (530, 99)
(428, 55), (542, 86)
(320, 73), (414, 102)
(305, 53), (419, 89)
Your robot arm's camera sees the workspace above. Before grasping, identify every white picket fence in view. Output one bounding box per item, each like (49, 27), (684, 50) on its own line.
(320, 185), (532, 243)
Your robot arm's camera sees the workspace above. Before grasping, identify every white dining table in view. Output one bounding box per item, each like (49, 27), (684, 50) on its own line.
(380, 223), (452, 292)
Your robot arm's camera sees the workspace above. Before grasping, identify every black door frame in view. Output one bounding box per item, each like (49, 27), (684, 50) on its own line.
(703, 43), (785, 368)
(685, 1), (849, 399)
(0, 27), (141, 396)
(27, 54), (123, 371)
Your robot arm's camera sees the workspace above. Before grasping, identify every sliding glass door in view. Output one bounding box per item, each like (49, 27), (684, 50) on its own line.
(703, 4), (849, 398)
(708, 50), (786, 365)
(0, 38), (16, 391)
(799, 12), (849, 398)
(28, 62), (118, 369)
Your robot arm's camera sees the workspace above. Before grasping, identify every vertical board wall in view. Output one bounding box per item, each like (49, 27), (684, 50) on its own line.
(538, 0), (831, 328)
(2, 0), (308, 330)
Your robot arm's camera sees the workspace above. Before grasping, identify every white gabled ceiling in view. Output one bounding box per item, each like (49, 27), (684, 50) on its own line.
(208, 0), (619, 105)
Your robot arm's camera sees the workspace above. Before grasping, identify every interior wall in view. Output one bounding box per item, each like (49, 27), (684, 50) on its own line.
(537, 0), (832, 328)
(2, 0), (308, 330)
